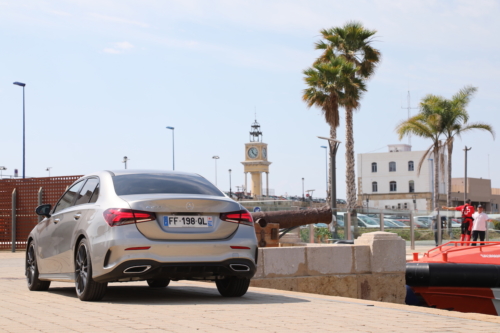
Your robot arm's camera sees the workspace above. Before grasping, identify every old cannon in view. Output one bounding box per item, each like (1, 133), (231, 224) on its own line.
(251, 207), (333, 247)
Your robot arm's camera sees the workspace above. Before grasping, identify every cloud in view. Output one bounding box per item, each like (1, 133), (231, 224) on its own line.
(103, 41), (134, 54)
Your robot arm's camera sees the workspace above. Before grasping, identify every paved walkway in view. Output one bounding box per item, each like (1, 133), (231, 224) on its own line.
(1, 252), (499, 333)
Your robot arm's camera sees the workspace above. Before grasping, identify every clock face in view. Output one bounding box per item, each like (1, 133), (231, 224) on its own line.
(247, 147), (258, 159)
(262, 148), (267, 158)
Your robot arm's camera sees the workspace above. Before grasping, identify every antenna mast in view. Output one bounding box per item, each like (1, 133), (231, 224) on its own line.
(401, 90), (418, 145)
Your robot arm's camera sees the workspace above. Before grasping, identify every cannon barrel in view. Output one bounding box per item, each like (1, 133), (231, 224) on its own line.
(251, 207), (332, 229)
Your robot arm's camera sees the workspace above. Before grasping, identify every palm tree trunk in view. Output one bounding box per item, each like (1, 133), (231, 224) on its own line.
(446, 140), (453, 208)
(326, 126), (337, 208)
(433, 143), (440, 209)
(345, 107), (356, 211)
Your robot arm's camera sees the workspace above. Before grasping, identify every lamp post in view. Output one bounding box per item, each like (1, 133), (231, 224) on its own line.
(302, 178), (305, 201)
(212, 156), (219, 185)
(166, 127), (175, 170)
(364, 193), (370, 208)
(229, 169), (232, 198)
(0, 166), (6, 179)
(412, 194), (417, 211)
(123, 156), (129, 169)
(13, 82), (26, 179)
(321, 146), (327, 197)
(464, 146), (471, 203)
(46, 167), (52, 177)
(428, 158), (434, 208)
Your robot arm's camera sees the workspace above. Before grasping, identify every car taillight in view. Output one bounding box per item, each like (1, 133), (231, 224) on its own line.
(103, 208), (156, 227)
(220, 210), (253, 227)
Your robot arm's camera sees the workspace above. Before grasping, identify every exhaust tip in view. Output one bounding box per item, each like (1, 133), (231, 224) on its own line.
(123, 265), (151, 274)
(229, 264), (250, 272)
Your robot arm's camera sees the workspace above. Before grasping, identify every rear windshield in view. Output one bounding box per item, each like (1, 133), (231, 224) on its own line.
(112, 173), (224, 196)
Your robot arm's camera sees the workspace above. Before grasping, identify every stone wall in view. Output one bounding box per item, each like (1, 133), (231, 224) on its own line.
(250, 232), (406, 304)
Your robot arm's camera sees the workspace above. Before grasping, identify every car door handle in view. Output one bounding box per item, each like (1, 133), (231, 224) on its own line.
(54, 219), (60, 224)
(74, 213), (82, 220)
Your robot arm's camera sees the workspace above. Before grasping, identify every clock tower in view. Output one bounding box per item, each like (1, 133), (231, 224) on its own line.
(241, 119), (271, 198)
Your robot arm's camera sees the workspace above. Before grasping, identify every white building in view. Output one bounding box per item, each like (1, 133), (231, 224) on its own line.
(357, 144), (446, 211)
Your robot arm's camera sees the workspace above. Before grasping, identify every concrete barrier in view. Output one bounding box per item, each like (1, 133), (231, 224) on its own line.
(250, 232), (406, 303)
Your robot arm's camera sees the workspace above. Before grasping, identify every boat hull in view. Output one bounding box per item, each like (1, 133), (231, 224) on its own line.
(411, 286), (500, 316)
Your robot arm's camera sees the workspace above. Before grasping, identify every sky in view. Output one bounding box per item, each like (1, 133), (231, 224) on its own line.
(1, 0), (499, 199)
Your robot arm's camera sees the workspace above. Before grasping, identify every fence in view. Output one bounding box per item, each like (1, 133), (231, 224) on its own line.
(0, 176), (81, 251)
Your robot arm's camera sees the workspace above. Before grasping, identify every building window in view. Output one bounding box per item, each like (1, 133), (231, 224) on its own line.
(409, 180), (415, 193)
(389, 162), (396, 172)
(390, 181), (397, 192)
(404, 203), (408, 209)
(408, 161), (414, 171)
(371, 162), (377, 172)
(398, 203), (401, 209)
(372, 182), (378, 192)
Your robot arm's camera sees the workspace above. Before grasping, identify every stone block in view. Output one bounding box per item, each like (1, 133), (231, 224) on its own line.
(296, 275), (358, 298)
(353, 245), (370, 273)
(262, 247), (306, 278)
(357, 273), (406, 304)
(354, 232), (405, 273)
(254, 248), (264, 278)
(306, 245), (353, 275)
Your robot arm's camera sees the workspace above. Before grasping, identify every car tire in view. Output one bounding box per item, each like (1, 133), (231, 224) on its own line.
(215, 277), (250, 297)
(26, 242), (51, 291)
(75, 238), (107, 301)
(147, 279), (170, 288)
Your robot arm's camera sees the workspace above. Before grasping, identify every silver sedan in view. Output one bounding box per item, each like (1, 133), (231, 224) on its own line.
(26, 170), (258, 301)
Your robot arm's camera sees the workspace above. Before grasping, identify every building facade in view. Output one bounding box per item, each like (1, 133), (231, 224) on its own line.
(357, 144), (446, 211)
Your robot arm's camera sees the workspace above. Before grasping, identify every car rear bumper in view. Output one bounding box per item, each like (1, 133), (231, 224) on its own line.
(93, 258), (256, 283)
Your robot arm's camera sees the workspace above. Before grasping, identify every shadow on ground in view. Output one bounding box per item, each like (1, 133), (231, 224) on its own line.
(47, 283), (310, 305)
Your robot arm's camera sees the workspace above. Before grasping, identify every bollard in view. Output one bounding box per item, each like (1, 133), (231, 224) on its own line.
(379, 212), (384, 232)
(413, 253), (419, 261)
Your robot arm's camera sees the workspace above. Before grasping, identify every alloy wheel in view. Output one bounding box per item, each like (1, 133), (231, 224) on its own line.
(75, 244), (88, 295)
(26, 244), (36, 287)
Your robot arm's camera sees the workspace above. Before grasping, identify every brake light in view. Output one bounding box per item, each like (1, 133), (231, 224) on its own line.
(103, 208), (156, 227)
(220, 210), (253, 226)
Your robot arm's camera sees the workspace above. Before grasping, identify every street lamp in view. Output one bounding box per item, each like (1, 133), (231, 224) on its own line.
(318, 136), (342, 228)
(13, 82), (26, 179)
(321, 146), (328, 197)
(412, 194), (417, 210)
(212, 156), (219, 185)
(123, 156), (129, 169)
(46, 167), (52, 177)
(464, 146), (472, 203)
(0, 166), (6, 179)
(302, 177), (305, 201)
(428, 158), (434, 208)
(229, 169), (232, 198)
(166, 127), (175, 170)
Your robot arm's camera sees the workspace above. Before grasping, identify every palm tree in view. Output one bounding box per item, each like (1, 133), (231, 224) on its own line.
(315, 22), (381, 211)
(302, 56), (365, 206)
(438, 86), (495, 208)
(396, 111), (444, 210)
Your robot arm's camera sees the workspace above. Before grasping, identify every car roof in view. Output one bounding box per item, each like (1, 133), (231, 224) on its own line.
(105, 169), (201, 177)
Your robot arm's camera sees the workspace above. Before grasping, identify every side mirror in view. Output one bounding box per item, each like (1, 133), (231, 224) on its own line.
(35, 204), (52, 218)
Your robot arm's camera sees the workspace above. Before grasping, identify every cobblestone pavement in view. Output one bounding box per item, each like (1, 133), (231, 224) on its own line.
(1, 252), (499, 333)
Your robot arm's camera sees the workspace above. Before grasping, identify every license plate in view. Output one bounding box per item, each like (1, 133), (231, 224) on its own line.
(164, 216), (213, 228)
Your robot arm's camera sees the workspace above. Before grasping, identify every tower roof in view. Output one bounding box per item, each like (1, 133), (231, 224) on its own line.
(249, 118), (262, 142)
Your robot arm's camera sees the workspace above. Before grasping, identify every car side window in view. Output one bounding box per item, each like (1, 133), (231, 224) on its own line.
(75, 178), (100, 206)
(53, 181), (85, 214)
(89, 184), (100, 203)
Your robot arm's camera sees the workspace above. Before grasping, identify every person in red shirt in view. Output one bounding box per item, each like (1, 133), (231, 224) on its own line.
(442, 199), (475, 243)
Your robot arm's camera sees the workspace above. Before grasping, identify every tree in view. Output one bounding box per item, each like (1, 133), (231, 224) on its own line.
(437, 86), (495, 208)
(302, 56), (365, 206)
(315, 22), (381, 211)
(396, 110), (443, 210)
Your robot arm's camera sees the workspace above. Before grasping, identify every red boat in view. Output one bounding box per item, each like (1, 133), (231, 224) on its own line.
(406, 241), (500, 316)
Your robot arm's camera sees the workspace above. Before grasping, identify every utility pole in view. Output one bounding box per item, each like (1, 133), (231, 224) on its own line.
(464, 146), (472, 203)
